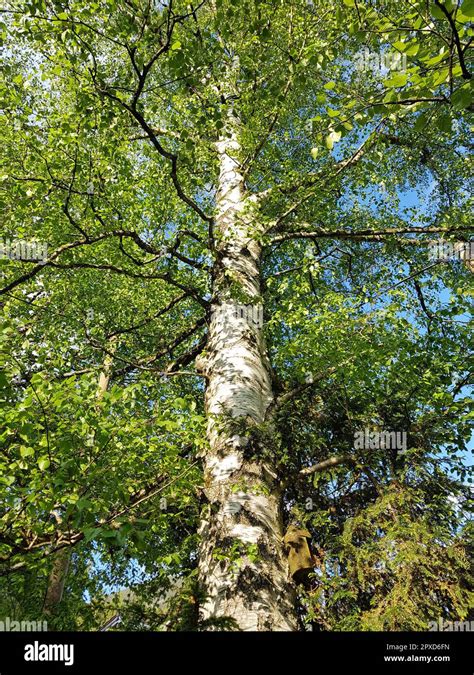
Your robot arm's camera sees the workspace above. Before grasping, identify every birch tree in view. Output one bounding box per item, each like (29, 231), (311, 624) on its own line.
(0, 0), (472, 630)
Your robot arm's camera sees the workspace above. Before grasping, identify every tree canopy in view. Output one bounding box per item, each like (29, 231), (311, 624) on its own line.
(0, 0), (472, 631)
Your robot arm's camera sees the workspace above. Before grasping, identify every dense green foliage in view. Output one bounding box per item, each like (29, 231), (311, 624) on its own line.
(0, 0), (472, 630)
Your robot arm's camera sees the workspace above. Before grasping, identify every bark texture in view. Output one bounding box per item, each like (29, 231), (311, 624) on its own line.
(42, 547), (70, 616)
(197, 107), (297, 631)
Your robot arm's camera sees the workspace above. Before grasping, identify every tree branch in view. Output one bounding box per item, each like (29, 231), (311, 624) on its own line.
(299, 455), (356, 476)
(268, 225), (474, 245)
(434, 0), (471, 80)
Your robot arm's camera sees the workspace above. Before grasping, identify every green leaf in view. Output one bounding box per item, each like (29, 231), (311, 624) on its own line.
(20, 446), (34, 458)
(37, 456), (50, 471)
(432, 68), (450, 87)
(404, 43), (420, 56)
(384, 73), (408, 88)
(451, 83), (472, 110)
(76, 498), (93, 511)
(431, 4), (446, 20)
(461, 0), (474, 17)
(436, 113), (452, 133)
(325, 130), (341, 149)
(414, 112), (430, 132)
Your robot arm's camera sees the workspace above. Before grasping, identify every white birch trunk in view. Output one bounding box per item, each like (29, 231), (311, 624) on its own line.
(197, 106), (297, 631)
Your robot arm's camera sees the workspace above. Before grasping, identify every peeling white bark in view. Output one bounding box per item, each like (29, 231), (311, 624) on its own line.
(197, 106), (297, 631)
